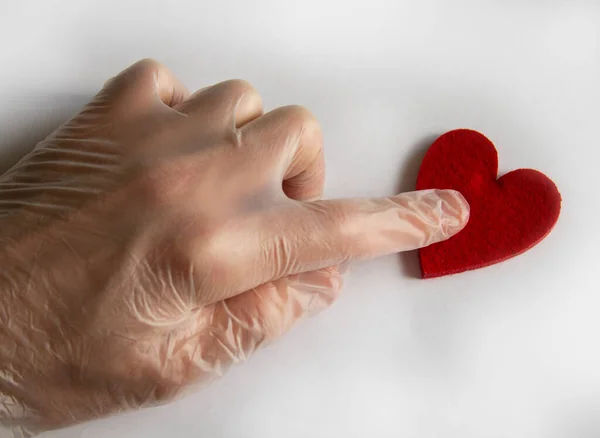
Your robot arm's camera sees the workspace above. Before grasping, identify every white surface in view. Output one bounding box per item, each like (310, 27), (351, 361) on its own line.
(1, 1), (599, 437)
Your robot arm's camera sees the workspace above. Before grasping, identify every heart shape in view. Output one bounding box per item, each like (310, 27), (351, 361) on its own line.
(416, 129), (562, 278)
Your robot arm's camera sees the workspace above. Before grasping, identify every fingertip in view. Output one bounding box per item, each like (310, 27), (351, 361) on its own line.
(434, 189), (470, 236)
(391, 189), (470, 248)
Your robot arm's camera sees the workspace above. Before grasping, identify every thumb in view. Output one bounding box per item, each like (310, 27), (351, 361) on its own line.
(223, 189), (469, 295)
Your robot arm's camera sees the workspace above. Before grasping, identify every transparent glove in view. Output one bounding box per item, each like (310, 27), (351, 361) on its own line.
(0, 59), (469, 437)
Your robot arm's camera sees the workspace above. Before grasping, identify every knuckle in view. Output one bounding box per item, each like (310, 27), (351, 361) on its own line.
(134, 57), (165, 75)
(222, 79), (259, 99)
(184, 223), (237, 290)
(195, 227), (228, 268)
(283, 105), (321, 132)
(105, 58), (167, 96)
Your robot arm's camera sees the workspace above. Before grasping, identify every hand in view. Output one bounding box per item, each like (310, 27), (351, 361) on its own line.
(0, 59), (469, 436)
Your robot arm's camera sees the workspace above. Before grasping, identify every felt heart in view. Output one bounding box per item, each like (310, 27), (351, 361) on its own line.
(416, 129), (561, 278)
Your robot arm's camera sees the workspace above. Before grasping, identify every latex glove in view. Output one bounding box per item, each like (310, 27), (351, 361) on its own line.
(0, 59), (469, 437)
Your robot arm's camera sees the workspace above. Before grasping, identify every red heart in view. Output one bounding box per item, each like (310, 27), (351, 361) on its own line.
(416, 129), (562, 278)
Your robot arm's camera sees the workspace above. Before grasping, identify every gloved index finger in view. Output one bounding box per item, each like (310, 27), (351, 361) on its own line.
(202, 189), (469, 302)
(260, 189), (469, 277)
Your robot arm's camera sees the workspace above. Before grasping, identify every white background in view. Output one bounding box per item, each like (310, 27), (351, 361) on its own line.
(1, 1), (599, 437)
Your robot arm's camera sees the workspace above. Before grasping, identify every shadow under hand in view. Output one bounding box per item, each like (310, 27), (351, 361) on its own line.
(396, 133), (439, 279)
